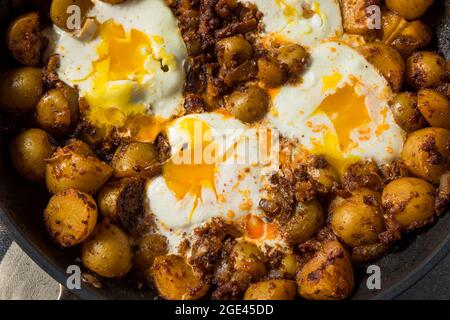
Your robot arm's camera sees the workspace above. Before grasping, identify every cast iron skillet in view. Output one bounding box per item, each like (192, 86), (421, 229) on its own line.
(0, 0), (449, 300)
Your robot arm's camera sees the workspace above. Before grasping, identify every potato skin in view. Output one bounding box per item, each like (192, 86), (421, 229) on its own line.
(341, 0), (381, 35)
(330, 188), (385, 247)
(10, 129), (55, 183)
(391, 92), (427, 132)
(417, 89), (450, 129)
(406, 51), (446, 90)
(297, 240), (354, 300)
(111, 142), (160, 178)
(6, 12), (43, 66)
(244, 280), (297, 300)
(50, 0), (93, 32)
(385, 0), (434, 20)
(81, 223), (132, 278)
(390, 21), (432, 57)
(46, 148), (113, 194)
(382, 177), (435, 230)
(356, 43), (405, 92)
(275, 43), (308, 76)
(257, 57), (286, 88)
(44, 189), (97, 247)
(150, 255), (209, 300)
(227, 85), (269, 123)
(283, 200), (325, 245)
(134, 233), (168, 271)
(232, 240), (267, 283)
(401, 127), (450, 183)
(217, 36), (253, 67)
(35, 89), (71, 135)
(0, 67), (43, 114)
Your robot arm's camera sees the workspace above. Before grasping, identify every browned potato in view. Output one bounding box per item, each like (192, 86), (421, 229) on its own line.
(227, 85), (269, 123)
(81, 223), (132, 278)
(401, 127), (450, 183)
(352, 242), (388, 264)
(436, 171), (450, 215)
(381, 10), (406, 44)
(46, 147), (113, 194)
(50, 0), (93, 32)
(10, 129), (55, 183)
(386, 0), (434, 20)
(56, 82), (80, 123)
(340, 0), (381, 35)
(283, 200), (325, 245)
(134, 233), (168, 271)
(306, 158), (340, 191)
(64, 139), (95, 157)
(6, 12), (44, 66)
(257, 57), (286, 88)
(406, 51), (446, 90)
(330, 188), (385, 247)
(96, 177), (145, 230)
(277, 253), (298, 278)
(217, 36), (253, 67)
(297, 240), (354, 300)
(390, 21), (432, 57)
(44, 189), (97, 247)
(0, 67), (43, 114)
(417, 89), (450, 129)
(276, 43), (308, 75)
(232, 240), (267, 283)
(111, 142), (160, 178)
(35, 89), (72, 134)
(244, 280), (297, 300)
(391, 92), (427, 132)
(357, 43), (405, 92)
(382, 177), (435, 230)
(150, 255), (209, 300)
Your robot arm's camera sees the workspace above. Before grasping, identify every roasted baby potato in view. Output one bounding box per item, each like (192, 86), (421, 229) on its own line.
(283, 200), (325, 245)
(352, 242), (388, 264)
(401, 127), (450, 183)
(244, 280), (297, 300)
(81, 223), (133, 278)
(217, 36), (253, 67)
(391, 92), (427, 132)
(357, 43), (405, 92)
(6, 12), (44, 66)
(0, 67), (43, 114)
(436, 171), (450, 215)
(44, 189), (97, 247)
(417, 89), (450, 129)
(46, 147), (113, 194)
(390, 21), (432, 57)
(257, 57), (286, 88)
(406, 51), (446, 90)
(10, 129), (55, 183)
(297, 240), (354, 300)
(50, 0), (93, 32)
(232, 240), (267, 284)
(64, 139), (95, 157)
(97, 177), (146, 231)
(306, 159), (340, 191)
(385, 0), (434, 20)
(111, 142), (160, 178)
(35, 89), (72, 134)
(330, 188), (385, 247)
(150, 255), (209, 300)
(382, 177), (435, 230)
(227, 85), (269, 123)
(340, 0), (381, 35)
(276, 43), (308, 75)
(134, 233), (168, 271)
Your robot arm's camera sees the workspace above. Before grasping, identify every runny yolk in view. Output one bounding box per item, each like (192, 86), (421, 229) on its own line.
(163, 118), (217, 206)
(316, 84), (371, 152)
(84, 20), (154, 128)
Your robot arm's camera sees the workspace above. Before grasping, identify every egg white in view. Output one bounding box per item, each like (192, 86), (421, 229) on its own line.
(266, 41), (405, 169)
(44, 0), (187, 121)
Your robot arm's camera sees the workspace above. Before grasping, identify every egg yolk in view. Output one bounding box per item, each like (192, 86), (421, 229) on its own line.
(163, 118), (218, 213)
(312, 83), (371, 174)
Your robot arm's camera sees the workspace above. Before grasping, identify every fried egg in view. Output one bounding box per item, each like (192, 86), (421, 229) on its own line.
(266, 42), (405, 174)
(44, 0), (187, 128)
(145, 113), (280, 252)
(241, 0), (343, 47)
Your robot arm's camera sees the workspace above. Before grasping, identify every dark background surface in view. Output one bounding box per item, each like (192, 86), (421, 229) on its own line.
(0, 217), (449, 300)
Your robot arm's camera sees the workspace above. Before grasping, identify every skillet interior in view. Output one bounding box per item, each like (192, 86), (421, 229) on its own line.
(0, 0), (449, 300)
